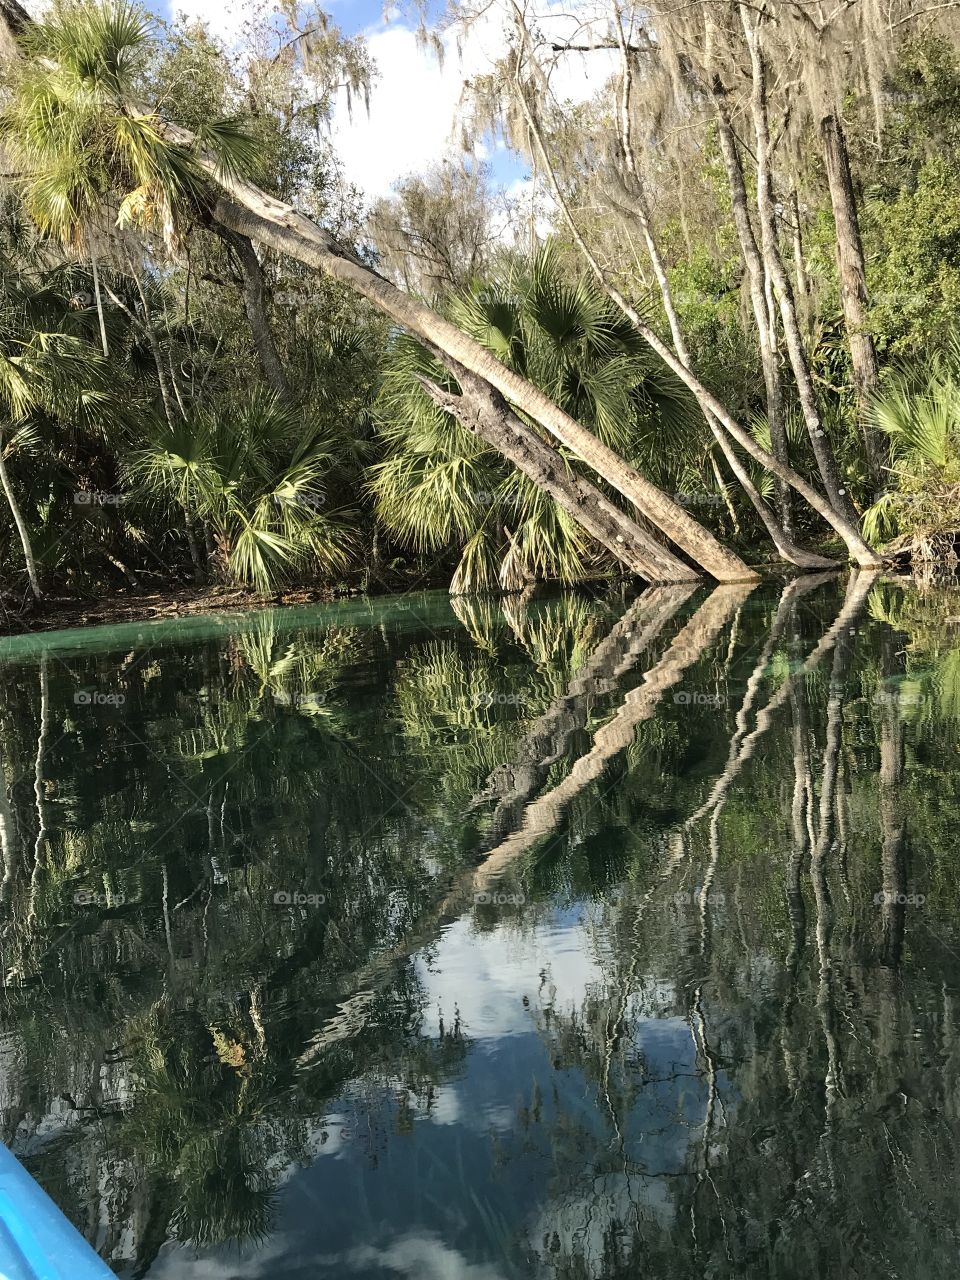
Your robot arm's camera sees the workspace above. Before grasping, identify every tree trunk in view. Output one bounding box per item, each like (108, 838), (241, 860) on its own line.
(820, 112), (883, 479)
(0, 428), (42, 600)
(609, 15), (828, 566)
(741, 7), (856, 523)
(0, 427), (41, 596)
(213, 224), (289, 398)
(202, 190), (758, 583)
(790, 187), (812, 339)
(91, 255), (109, 358)
(707, 57), (792, 536)
(418, 361), (700, 583)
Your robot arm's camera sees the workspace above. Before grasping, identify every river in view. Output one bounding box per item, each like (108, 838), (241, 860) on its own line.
(0, 574), (956, 1278)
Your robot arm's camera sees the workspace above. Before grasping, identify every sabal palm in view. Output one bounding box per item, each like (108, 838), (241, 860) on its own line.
(369, 247), (697, 593)
(125, 390), (356, 590)
(1, 0), (257, 249)
(861, 346), (960, 546)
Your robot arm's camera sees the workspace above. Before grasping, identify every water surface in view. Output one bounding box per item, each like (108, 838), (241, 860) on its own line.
(1, 575), (958, 1279)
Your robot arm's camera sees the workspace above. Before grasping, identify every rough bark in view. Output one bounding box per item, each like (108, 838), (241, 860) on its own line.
(418, 361), (699, 583)
(212, 224), (289, 397)
(820, 112), (883, 479)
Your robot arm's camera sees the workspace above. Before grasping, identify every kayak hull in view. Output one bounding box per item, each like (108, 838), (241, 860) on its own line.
(0, 1144), (115, 1280)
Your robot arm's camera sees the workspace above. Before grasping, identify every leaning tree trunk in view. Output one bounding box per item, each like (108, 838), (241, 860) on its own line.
(203, 191), (758, 583)
(212, 224), (290, 398)
(418, 359), (699, 583)
(820, 112), (883, 480)
(741, 7), (856, 523)
(0, 428), (41, 601)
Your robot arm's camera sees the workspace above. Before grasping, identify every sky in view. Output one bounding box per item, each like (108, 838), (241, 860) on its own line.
(155, 0), (614, 205)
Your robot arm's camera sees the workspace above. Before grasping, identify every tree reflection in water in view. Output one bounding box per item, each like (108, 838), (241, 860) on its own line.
(0, 577), (958, 1278)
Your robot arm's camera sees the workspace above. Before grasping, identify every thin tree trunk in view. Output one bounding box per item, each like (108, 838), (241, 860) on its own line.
(741, 7), (856, 522)
(790, 187), (812, 339)
(213, 225), (289, 397)
(90, 255), (109, 358)
(0, 428), (41, 600)
(706, 45), (792, 535)
(612, 9), (830, 566)
(128, 276), (180, 428)
(820, 112), (883, 479)
(418, 362), (699, 583)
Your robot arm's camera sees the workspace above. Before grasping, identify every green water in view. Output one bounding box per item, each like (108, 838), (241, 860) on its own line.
(1, 575), (958, 1278)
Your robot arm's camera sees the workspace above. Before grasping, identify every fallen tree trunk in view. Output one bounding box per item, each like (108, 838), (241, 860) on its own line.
(203, 194), (758, 583)
(416, 363), (699, 583)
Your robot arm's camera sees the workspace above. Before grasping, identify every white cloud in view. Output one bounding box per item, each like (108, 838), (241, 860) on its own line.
(330, 19), (499, 200)
(331, 5), (617, 201)
(166, 0), (258, 46)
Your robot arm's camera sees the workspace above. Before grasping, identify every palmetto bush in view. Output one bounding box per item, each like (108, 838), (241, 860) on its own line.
(862, 344), (960, 555)
(369, 246), (698, 594)
(124, 390), (357, 591)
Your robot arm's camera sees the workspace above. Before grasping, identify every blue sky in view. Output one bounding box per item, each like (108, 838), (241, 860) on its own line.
(151, 0), (532, 200)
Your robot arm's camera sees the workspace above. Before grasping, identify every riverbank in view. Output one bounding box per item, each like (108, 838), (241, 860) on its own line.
(0, 583), (352, 637)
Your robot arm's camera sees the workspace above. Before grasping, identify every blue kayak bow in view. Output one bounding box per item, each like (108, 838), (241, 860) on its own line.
(0, 1144), (115, 1279)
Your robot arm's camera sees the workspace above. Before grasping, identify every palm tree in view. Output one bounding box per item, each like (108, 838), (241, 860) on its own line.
(861, 346), (960, 559)
(370, 249), (701, 593)
(125, 389), (357, 591)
